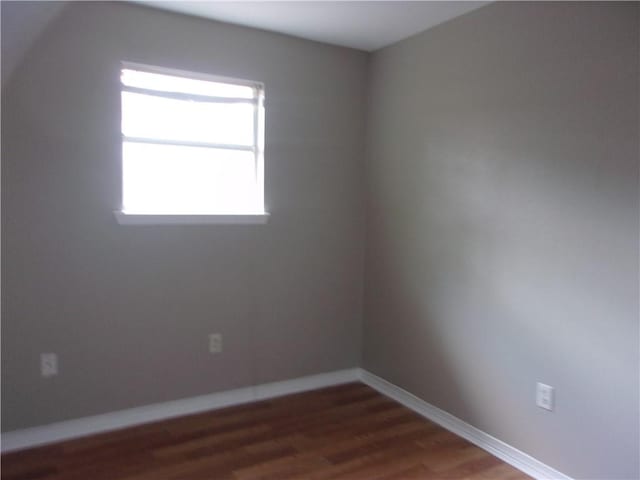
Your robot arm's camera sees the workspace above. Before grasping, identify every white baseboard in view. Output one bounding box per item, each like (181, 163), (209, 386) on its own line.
(359, 369), (572, 480)
(0, 366), (573, 480)
(1, 368), (360, 454)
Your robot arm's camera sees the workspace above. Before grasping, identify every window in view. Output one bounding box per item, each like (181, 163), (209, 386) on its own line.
(115, 63), (267, 224)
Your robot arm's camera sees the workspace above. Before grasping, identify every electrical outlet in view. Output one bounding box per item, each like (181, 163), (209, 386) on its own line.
(209, 334), (222, 354)
(536, 382), (554, 411)
(41, 353), (58, 377)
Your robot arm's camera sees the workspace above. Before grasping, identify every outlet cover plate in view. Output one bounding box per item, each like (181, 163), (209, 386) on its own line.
(536, 382), (554, 411)
(41, 353), (58, 377)
(209, 334), (222, 354)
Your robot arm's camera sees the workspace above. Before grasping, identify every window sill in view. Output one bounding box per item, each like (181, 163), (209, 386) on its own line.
(114, 211), (269, 225)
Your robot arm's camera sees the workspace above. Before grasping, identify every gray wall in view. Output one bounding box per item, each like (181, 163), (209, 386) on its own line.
(364, 2), (639, 479)
(3, 2), (639, 479)
(1, 1), (366, 431)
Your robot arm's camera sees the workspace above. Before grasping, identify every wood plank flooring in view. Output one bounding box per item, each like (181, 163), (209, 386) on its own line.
(2, 383), (531, 480)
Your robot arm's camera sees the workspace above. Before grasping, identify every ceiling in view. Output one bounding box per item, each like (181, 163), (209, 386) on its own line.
(134, 1), (489, 52)
(1, 1), (488, 86)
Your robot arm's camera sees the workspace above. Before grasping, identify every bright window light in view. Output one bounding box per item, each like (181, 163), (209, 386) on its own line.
(120, 64), (265, 215)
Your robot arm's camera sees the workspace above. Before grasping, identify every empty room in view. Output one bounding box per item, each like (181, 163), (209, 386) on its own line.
(1, 1), (638, 479)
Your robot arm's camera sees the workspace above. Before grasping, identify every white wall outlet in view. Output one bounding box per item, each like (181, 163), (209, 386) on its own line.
(209, 333), (222, 354)
(41, 353), (58, 377)
(536, 382), (554, 411)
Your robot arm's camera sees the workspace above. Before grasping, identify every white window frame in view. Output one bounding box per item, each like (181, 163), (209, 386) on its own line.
(114, 62), (268, 225)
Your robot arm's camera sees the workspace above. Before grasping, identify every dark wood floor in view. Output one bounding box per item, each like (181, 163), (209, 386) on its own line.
(2, 383), (530, 480)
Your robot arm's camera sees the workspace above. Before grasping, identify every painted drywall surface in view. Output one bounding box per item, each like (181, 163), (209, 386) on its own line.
(364, 2), (639, 479)
(0, 1), (67, 86)
(1, 2), (366, 431)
